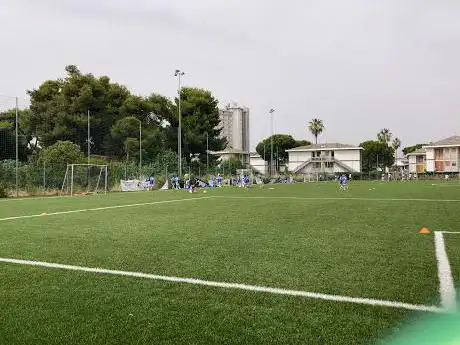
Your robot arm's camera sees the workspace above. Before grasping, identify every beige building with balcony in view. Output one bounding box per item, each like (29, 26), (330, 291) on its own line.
(407, 136), (460, 174)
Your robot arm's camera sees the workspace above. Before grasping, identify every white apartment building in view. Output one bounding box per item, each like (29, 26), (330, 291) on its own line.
(215, 103), (250, 165)
(407, 136), (460, 174)
(286, 143), (363, 174)
(219, 103), (250, 153)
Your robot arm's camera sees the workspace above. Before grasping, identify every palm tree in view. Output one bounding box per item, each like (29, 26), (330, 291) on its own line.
(308, 118), (324, 144)
(377, 128), (392, 144)
(392, 137), (401, 168)
(392, 137), (401, 152)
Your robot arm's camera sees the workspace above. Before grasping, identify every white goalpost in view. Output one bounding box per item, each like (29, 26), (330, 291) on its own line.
(61, 164), (108, 196)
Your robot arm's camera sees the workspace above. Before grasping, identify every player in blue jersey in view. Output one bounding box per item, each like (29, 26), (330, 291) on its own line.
(243, 175), (250, 188)
(217, 174), (223, 187)
(339, 174), (348, 190)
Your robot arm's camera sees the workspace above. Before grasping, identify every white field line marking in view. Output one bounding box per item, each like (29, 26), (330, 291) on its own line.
(222, 196), (460, 202)
(0, 196), (218, 222)
(434, 231), (457, 312)
(0, 257), (445, 314)
(441, 231), (460, 234)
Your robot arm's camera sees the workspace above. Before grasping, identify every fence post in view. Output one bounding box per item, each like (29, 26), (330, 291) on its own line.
(15, 97), (19, 197)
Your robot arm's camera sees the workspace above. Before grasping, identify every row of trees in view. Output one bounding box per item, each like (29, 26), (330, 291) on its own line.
(0, 65), (226, 169)
(1, 65), (428, 177)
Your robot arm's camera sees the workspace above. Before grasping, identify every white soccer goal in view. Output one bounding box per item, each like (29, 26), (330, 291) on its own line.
(61, 164), (108, 196)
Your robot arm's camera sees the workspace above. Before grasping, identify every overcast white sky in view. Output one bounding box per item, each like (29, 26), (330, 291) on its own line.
(1, 0), (459, 149)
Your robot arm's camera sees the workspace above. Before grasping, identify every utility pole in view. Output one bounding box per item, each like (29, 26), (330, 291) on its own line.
(174, 69), (185, 177)
(15, 97), (19, 197)
(269, 108), (275, 176)
(263, 144), (266, 176)
(139, 119), (142, 179)
(87, 109), (90, 165)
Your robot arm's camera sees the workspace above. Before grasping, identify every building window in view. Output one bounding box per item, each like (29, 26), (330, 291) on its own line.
(331, 151), (334, 158)
(314, 162), (321, 168)
(326, 162), (334, 168)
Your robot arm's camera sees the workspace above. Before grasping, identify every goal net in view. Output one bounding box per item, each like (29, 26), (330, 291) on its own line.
(61, 164), (108, 196)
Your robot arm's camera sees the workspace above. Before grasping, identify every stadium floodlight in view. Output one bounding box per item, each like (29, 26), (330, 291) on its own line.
(174, 69), (185, 177)
(61, 164), (108, 196)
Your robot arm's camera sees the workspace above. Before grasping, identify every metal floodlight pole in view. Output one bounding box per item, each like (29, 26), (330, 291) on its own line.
(263, 143), (266, 175)
(269, 108), (275, 177)
(87, 109), (90, 165)
(15, 97), (19, 197)
(175, 69), (185, 177)
(139, 119), (142, 179)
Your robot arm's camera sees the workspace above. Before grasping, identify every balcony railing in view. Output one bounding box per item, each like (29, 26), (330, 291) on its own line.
(311, 156), (334, 162)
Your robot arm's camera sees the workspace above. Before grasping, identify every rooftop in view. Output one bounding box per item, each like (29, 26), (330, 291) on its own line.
(425, 136), (460, 147)
(406, 148), (427, 156)
(210, 148), (249, 155)
(286, 143), (362, 152)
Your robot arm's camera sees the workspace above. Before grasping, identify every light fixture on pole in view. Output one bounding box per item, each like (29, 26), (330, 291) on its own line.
(174, 69), (185, 177)
(269, 108), (275, 176)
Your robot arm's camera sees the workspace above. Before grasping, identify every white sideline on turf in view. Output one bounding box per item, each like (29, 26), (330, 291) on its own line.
(222, 196), (460, 202)
(434, 231), (458, 312)
(0, 196), (218, 222)
(0, 257), (445, 314)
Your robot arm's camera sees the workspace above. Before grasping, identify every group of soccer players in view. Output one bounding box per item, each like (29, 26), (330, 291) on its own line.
(170, 174), (251, 193)
(169, 174), (348, 192)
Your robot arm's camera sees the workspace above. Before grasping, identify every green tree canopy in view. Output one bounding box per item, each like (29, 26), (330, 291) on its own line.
(294, 140), (311, 147)
(218, 157), (243, 176)
(255, 134), (308, 164)
(402, 144), (426, 155)
(0, 109), (31, 161)
(27, 65), (132, 153)
(360, 140), (395, 172)
(109, 116), (142, 159)
(178, 87), (226, 163)
(38, 140), (85, 167)
(377, 128), (392, 144)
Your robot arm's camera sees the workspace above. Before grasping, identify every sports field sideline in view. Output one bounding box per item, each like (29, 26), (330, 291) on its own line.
(0, 181), (459, 344)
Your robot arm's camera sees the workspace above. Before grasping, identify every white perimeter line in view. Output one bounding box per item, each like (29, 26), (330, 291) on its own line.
(434, 231), (457, 312)
(0, 196), (218, 222)
(222, 196), (460, 202)
(0, 257), (445, 314)
(441, 231), (460, 234)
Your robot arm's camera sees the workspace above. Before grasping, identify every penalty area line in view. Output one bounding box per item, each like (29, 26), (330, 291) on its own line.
(0, 257), (446, 314)
(0, 196), (219, 222)
(434, 231), (458, 312)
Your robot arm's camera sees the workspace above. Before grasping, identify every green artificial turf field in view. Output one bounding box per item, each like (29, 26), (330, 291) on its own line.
(0, 181), (459, 344)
